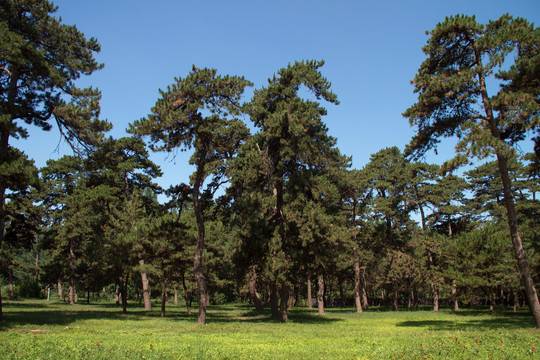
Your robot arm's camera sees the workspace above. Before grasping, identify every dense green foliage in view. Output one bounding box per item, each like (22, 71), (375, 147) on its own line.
(1, 1), (539, 349)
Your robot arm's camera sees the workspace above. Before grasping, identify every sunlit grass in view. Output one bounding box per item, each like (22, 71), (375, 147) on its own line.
(1, 300), (538, 359)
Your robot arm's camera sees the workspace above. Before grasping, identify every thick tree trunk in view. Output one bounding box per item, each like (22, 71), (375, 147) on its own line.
(270, 282), (280, 320)
(432, 284), (439, 312)
(354, 257), (362, 313)
(307, 271), (313, 309)
(360, 268), (369, 309)
(139, 258), (152, 311)
(279, 283), (289, 322)
(248, 265), (263, 311)
(317, 272), (325, 315)
(476, 54), (540, 328)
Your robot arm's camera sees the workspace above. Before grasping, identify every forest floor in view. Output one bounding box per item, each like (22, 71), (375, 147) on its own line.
(0, 299), (538, 359)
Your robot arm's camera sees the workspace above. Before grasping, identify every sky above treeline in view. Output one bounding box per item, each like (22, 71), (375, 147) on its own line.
(14, 0), (540, 193)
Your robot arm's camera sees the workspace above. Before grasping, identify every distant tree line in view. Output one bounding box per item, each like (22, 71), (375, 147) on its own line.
(1, 1), (539, 327)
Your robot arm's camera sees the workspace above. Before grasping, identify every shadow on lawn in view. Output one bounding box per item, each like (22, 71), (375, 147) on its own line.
(0, 302), (340, 330)
(396, 313), (535, 331)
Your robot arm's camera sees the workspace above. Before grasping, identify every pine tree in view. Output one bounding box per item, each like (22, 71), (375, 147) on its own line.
(130, 66), (251, 324)
(403, 14), (540, 327)
(0, 0), (111, 316)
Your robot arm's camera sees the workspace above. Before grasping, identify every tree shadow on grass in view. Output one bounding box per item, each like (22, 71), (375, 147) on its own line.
(396, 313), (535, 331)
(176, 306), (342, 325)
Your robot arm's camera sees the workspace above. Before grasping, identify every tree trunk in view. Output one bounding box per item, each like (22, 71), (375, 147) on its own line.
(161, 282), (167, 318)
(432, 284), (439, 312)
(270, 282), (280, 320)
(452, 280), (459, 312)
(193, 162), (207, 325)
(115, 284), (120, 306)
(307, 271), (313, 309)
(248, 265), (263, 311)
(8, 265), (14, 298)
(174, 289), (178, 305)
(57, 280), (63, 299)
(182, 274), (191, 315)
(392, 285), (399, 312)
(354, 254), (362, 313)
(68, 239), (75, 305)
(279, 283), (289, 322)
(317, 272), (325, 315)
(120, 273), (129, 313)
(360, 268), (369, 309)
(288, 286), (294, 308)
(476, 53), (540, 328)
(139, 258), (152, 311)
(514, 292), (520, 313)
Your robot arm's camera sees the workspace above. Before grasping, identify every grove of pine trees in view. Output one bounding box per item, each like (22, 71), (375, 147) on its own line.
(1, 2), (539, 327)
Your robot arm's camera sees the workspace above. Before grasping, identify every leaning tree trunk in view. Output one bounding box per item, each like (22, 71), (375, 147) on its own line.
(139, 258), (152, 311)
(182, 274), (191, 315)
(248, 265), (263, 312)
(317, 272), (325, 315)
(476, 52), (540, 328)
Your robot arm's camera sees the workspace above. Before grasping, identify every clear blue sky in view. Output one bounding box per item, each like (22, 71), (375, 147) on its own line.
(14, 0), (540, 192)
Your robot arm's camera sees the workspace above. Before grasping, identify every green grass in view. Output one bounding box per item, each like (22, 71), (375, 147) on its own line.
(0, 300), (538, 359)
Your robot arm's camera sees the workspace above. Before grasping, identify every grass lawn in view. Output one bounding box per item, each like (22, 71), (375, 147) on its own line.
(0, 300), (538, 359)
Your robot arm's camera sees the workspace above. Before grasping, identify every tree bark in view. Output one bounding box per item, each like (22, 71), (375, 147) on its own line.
(57, 280), (63, 299)
(174, 289), (178, 305)
(248, 265), (263, 311)
(360, 267), (369, 309)
(161, 282), (167, 318)
(288, 286), (294, 308)
(392, 284), (399, 312)
(270, 282), (280, 320)
(138, 258), (152, 311)
(182, 274), (191, 315)
(317, 272), (325, 315)
(432, 284), (439, 312)
(68, 239), (75, 305)
(475, 49), (540, 328)
(452, 280), (459, 312)
(354, 255), (362, 313)
(279, 283), (289, 322)
(307, 271), (313, 309)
